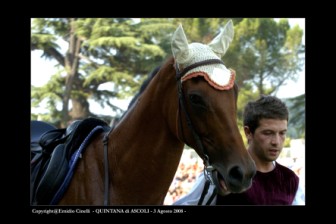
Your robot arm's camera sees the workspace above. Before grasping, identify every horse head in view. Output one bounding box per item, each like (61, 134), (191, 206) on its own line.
(172, 20), (256, 195)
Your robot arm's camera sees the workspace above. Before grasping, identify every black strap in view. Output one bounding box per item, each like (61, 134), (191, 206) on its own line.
(175, 58), (225, 203)
(197, 178), (218, 205)
(198, 179), (210, 205)
(176, 59), (224, 80)
(175, 59), (225, 165)
(177, 80), (209, 163)
(206, 187), (217, 205)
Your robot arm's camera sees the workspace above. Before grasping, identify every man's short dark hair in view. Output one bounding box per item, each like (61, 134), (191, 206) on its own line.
(243, 95), (288, 133)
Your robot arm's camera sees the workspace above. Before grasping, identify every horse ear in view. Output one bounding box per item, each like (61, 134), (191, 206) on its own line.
(208, 19), (234, 58)
(171, 24), (190, 64)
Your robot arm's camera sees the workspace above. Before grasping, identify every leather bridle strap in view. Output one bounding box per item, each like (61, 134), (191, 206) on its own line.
(175, 59), (224, 165)
(197, 179), (210, 205)
(176, 80), (208, 164)
(197, 178), (218, 205)
(175, 59), (225, 205)
(176, 59), (224, 80)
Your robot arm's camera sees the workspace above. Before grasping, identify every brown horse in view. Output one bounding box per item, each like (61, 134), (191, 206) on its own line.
(58, 20), (256, 205)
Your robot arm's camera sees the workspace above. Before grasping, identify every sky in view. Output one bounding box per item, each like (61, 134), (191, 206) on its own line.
(274, 18), (305, 99)
(31, 18), (305, 115)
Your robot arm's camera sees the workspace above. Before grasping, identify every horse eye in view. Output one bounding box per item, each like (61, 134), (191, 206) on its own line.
(189, 94), (206, 108)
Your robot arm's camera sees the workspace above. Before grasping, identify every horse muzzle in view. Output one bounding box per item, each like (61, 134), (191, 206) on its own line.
(210, 163), (256, 196)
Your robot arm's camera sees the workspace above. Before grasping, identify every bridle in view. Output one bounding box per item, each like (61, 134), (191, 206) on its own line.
(175, 58), (226, 205)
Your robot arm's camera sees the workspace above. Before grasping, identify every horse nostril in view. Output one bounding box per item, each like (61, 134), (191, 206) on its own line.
(228, 166), (243, 183)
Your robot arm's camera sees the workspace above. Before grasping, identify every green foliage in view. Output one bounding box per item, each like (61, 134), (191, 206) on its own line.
(283, 94), (305, 138)
(284, 137), (291, 147)
(31, 18), (304, 134)
(236, 84), (260, 126)
(31, 33), (58, 50)
(31, 18), (175, 126)
(225, 18), (304, 96)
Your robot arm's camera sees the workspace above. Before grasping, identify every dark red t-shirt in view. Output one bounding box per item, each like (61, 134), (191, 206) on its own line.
(216, 162), (299, 205)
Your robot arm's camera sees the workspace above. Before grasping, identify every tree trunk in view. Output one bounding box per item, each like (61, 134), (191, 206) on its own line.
(69, 96), (90, 123)
(61, 18), (83, 127)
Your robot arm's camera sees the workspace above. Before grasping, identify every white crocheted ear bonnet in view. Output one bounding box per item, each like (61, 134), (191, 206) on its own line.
(171, 20), (235, 90)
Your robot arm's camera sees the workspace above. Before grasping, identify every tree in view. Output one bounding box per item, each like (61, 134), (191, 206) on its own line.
(285, 94), (305, 138)
(31, 18), (174, 127)
(32, 18), (304, 135)
(225, 18), (304, 96)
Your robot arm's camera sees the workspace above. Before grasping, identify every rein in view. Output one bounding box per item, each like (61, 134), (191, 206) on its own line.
(175, 58), (224, 205)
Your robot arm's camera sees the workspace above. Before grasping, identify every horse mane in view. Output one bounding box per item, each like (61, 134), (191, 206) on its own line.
(111, 65), (162, 127)
(127, 65), (161, 110)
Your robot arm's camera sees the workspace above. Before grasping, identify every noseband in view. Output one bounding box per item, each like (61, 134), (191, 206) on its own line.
(175, 58), (225, 204)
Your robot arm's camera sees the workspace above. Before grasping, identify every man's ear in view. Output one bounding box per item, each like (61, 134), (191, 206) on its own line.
(244, 126), (252, 142)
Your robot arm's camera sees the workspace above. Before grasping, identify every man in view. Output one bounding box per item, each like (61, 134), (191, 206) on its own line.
(174, 95), (305, 205)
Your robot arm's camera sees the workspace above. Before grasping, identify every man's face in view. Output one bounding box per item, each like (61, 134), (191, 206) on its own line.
(249, 118), (287, 162)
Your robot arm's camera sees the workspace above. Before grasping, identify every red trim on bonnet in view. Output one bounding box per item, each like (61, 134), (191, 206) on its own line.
(181, 69), (236, 90)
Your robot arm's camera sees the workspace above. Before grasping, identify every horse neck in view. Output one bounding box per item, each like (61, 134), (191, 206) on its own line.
(109, 58), (185, 204)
